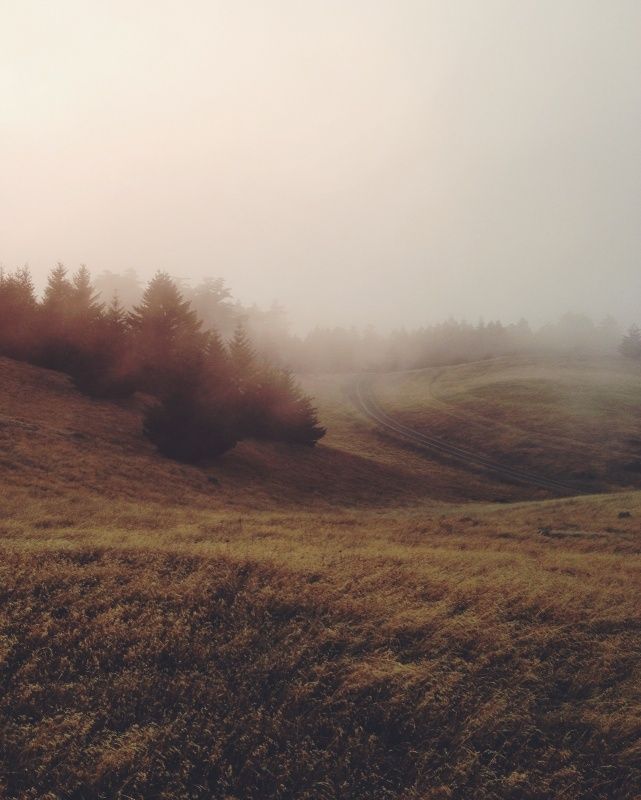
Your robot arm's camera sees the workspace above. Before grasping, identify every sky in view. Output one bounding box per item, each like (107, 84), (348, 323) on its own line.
(1, 0), (641, 332)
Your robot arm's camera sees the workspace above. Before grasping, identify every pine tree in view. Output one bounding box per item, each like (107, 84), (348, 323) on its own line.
(105, 293), (128, 332)
(188, 277), (236, 336)
(42, 263), (73, 314)
(71, 292), (135, 399)
(228, 323), (256, 379)
(129, 272), (205, 394)
(143, 388), (238, 462)
(251, 368), (326, 445)
(70, 265), (103, 322)
(0, 266), (38, 358)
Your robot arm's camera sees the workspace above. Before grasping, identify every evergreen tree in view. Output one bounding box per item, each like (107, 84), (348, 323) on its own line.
(72, 293), (135, 398)
(188, 277), (237, 337)
(94, 268), (143, 310)
(34, 264), (77, 370)
(129, 272), (206, 394)
(228, 323), (256, 379)
(70, 265), (103, 322)
(143, 388), (238, 462)
(143, 328), (239, 462)
(250, 368), (326, 445)
(0, 266), (38, 358)
(105, 293), (128, 332)
(42, 263), (73, 315)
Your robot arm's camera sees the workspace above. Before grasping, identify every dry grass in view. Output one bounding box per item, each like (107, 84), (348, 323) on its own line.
(1, 356), (641, 798)
(374, 354), (641, 492)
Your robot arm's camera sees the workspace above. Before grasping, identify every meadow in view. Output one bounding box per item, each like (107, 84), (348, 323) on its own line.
(1, 354), (640, 799)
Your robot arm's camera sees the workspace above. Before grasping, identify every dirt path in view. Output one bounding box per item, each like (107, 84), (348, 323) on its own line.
(350, 375), (586, 496)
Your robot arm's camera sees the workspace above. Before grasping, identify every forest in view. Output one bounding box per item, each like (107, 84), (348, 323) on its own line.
(91, 268), (629, 371)
(0, 265), (325, 462)
(1, 263), (639, 464)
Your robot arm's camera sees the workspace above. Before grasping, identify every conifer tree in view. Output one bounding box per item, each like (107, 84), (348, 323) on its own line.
(189, 277), (237, 337)
(35, 264), (76, 369)
(129, 272), (205, 394)
(0, 266), (38, 358)
(228, 323), (256, 379)
(70, 265), (103, 323)
(42, 263), (73, 315)
(72, 292), (136, 398)
(251, 367), (326, 445)
(105, 293), (128, 332)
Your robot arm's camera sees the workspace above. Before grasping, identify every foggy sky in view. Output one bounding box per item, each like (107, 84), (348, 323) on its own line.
(2, 0), (641, 332)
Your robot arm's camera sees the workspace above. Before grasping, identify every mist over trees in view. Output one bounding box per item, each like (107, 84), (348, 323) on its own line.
(0, 265), (325, 462)
(87, 268), (627, 374)
(0, 263), (634, 460)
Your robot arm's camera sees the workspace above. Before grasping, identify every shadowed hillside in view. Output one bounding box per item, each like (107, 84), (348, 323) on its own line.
(1, 355), (641, 799)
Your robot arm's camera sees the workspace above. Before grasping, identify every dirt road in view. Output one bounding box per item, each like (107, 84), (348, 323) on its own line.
(350, 375), (585, 496)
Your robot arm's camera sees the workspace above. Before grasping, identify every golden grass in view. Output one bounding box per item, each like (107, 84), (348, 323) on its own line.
(375, 354), (641, 491)
(1, 356), (641, 798)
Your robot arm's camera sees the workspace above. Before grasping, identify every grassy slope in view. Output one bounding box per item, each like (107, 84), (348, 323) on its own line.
(374, 354), (641, 492)
(1, 356), (641, 799)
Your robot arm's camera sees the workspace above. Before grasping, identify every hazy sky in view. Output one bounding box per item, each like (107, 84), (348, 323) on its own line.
(2, 0), (641, 332)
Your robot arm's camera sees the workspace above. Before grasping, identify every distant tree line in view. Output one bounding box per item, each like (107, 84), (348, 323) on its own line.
(0, 270), (641, 404)
(0, 265), (325, 461)
(86, 269), (629, 373)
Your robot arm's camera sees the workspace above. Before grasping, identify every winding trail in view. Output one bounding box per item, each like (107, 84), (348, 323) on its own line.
(350, 375), (586, 496)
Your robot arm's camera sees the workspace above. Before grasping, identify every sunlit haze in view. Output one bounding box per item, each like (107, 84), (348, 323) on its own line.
(2, 0), (641, 331)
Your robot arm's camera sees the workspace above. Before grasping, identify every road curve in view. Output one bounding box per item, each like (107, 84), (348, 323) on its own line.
(350, 375), (586, 496)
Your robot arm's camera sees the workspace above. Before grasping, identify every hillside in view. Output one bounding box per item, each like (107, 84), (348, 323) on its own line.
(1, 355), (641, 799)
(371, 354), (641, 493)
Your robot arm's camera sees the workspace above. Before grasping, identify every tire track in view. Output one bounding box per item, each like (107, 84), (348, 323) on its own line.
(350, 376), (586, 496)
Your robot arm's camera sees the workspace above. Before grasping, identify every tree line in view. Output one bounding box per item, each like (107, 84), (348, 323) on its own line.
(0, 265), (325, 461)
(90, 269), (629, 372)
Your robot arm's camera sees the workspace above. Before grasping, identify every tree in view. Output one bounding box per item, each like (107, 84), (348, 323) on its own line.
(0, 266), (38, 358)
(42, 263), (73, 316)
(36, 264), (76, 370)
(70, 265), (103, 323)
(619, 325), (641, 360)
(143, 386), (239, 462)
(187, 277), (237, 338)
(71, 294), (136, 398)
(94, 268), (143, 309)
(129, 272), (206, 394)
(250, 368), (326, 446)
(228, 323), (256, 378)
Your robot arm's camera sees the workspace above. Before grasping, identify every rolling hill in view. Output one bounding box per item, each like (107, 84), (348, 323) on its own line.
(1, 354), (640, 799)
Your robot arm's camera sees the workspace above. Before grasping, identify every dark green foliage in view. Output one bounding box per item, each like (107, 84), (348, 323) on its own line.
(70, 264), (103, 323)
(251, 368), (326, 445)
(0, 265), (325, 461)
(129, 271), (207, 395)
(228, 322), (256, 383)
(36, 263), (78, 371)
(71, 296), (137, 399)
(0, 267), (38, 359)
(227, 325), (325, 446)
(41, 262), (73, 315)
(143, 390), (238, 461)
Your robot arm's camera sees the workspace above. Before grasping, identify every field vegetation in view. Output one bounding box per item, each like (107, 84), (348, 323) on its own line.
(1, 354), (641, 798)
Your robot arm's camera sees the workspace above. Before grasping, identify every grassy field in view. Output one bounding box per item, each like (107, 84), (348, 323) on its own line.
(374, 354), (641, 492)
(1, 355), (641, 798)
